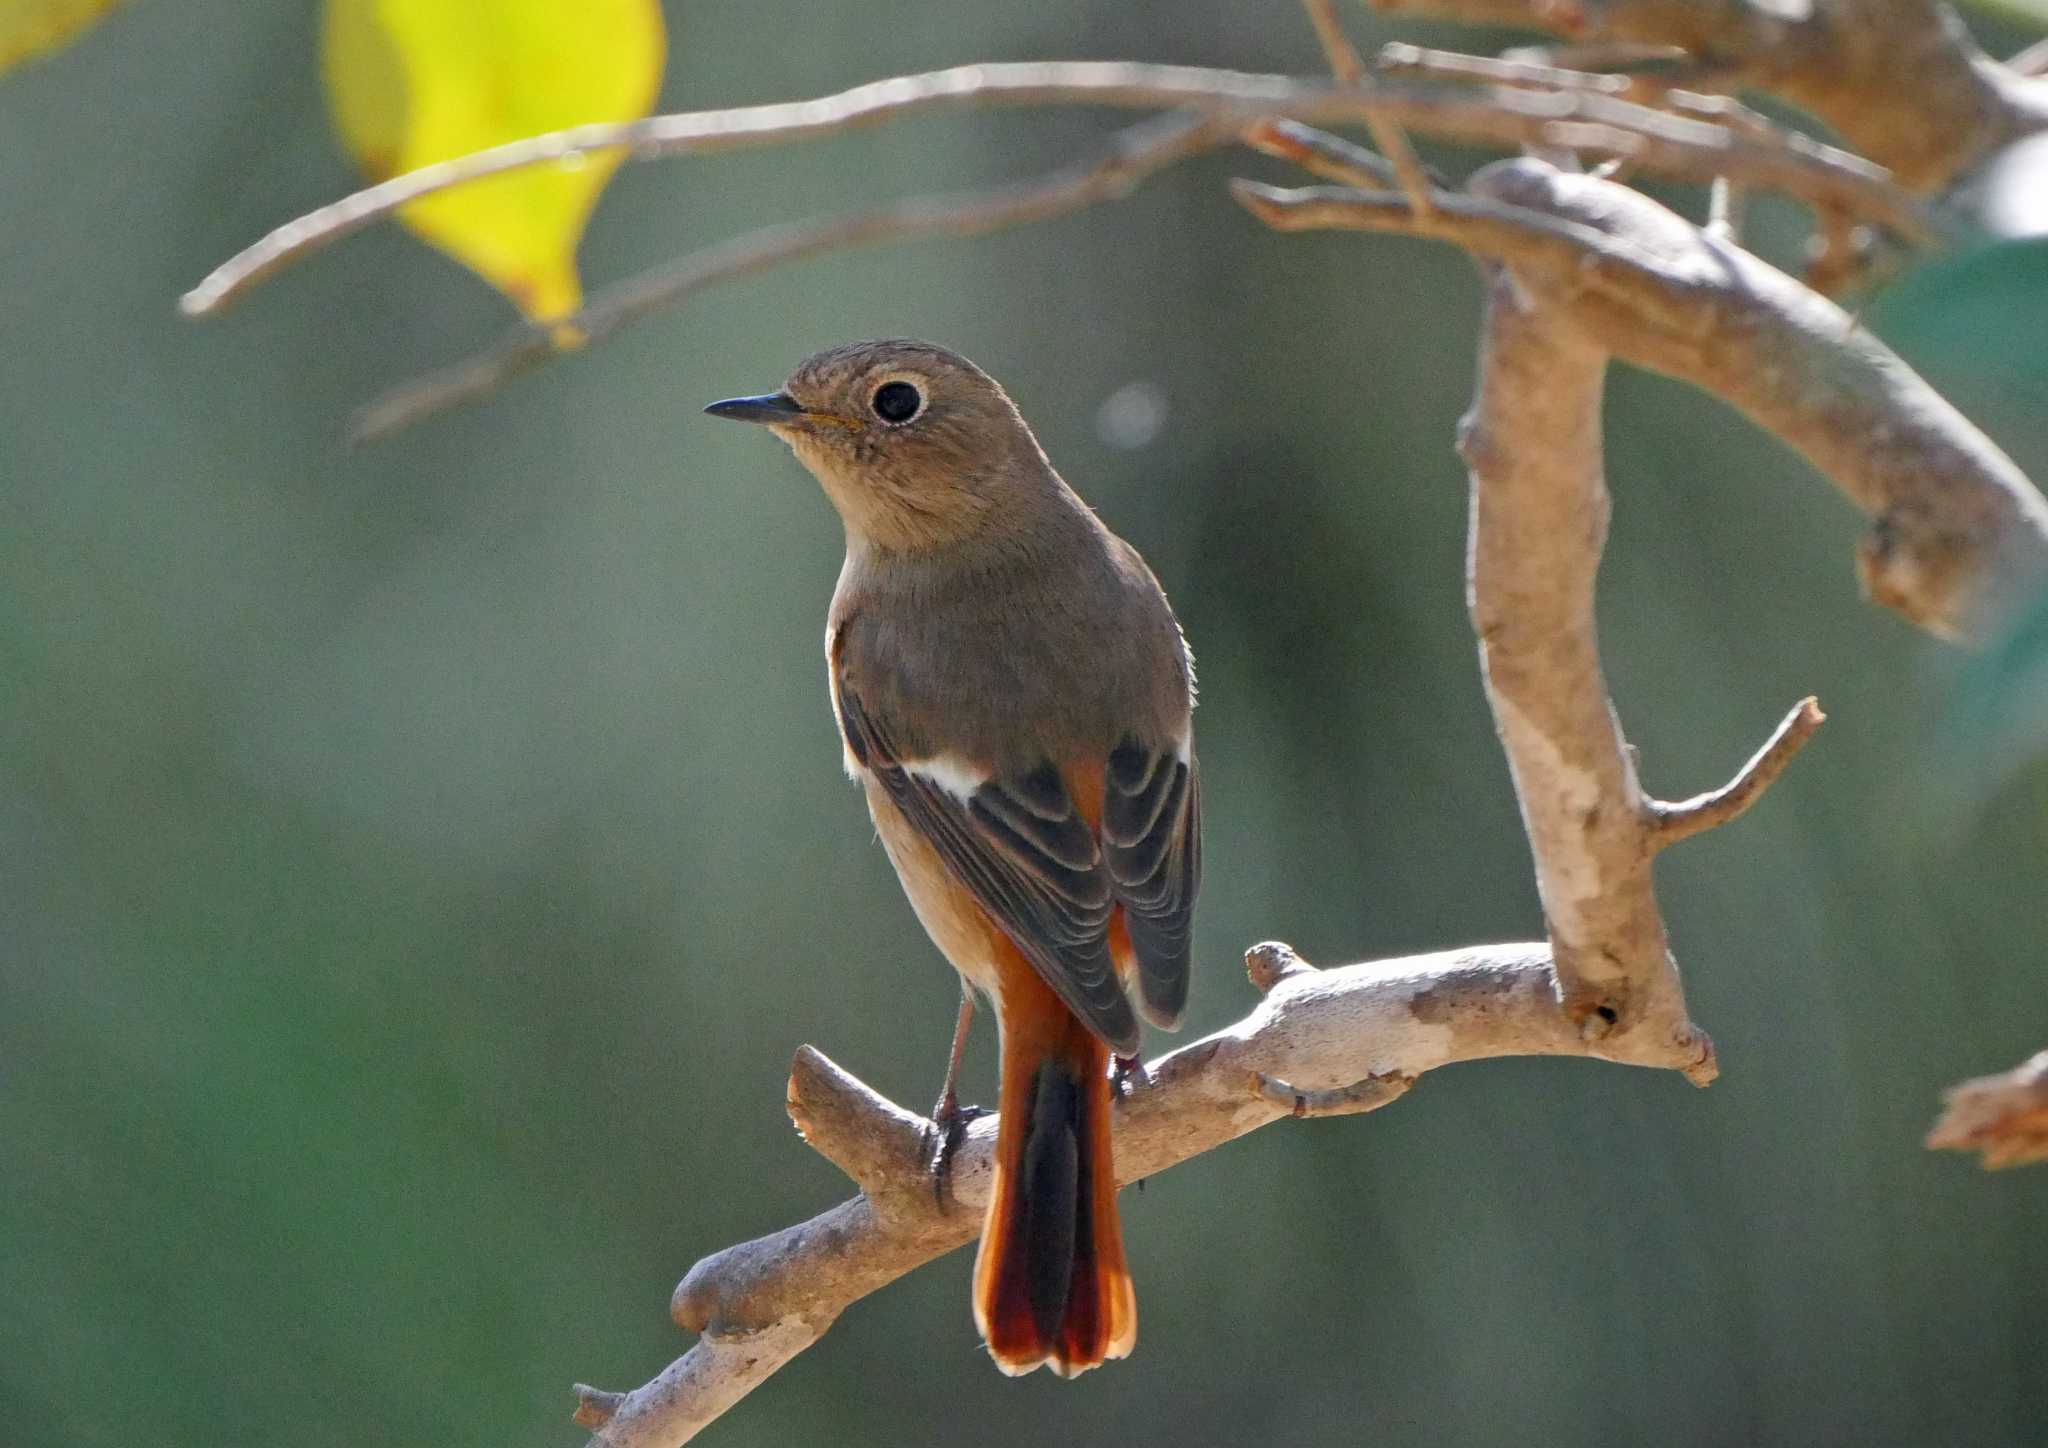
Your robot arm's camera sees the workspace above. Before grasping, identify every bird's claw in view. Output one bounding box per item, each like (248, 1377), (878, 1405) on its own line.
(1112, 1052), (1148, 1100)
(924, 1093), (990, 1209)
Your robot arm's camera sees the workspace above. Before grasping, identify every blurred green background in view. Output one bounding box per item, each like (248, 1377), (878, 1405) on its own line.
(5, 4), (2047, 1446)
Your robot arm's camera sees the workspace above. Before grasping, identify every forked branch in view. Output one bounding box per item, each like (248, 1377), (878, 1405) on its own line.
(1367, 0), (2048, 193)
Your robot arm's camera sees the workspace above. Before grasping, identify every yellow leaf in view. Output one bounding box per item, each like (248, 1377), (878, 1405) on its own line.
(0, 0), (129, 75)
(321, 0), (408, 183)
(321, 0), (667, 333)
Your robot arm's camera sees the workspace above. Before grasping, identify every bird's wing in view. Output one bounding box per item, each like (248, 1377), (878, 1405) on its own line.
(835, 675), (1140, 1055)
(1102, 739), (1200, 1029)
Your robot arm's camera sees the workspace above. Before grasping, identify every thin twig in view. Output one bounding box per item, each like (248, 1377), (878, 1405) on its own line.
(1377, 41), (1634, 94)
(1648, 698), (1826, 847)
(1664, 89), (1783, 142)
(1704, 174), (1746, 243)
(181, 59), (1937, 319)
(348, 113), (1226, 441)
(1298, 0), (1438, 216)
(1244, 117), (1410, 189)
(1302, 0), (1368, 83)
(1512, 41), (1693, 77)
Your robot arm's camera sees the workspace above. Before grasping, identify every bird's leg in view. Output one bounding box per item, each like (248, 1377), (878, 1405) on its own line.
(925, 986), (988, 1207)
(1112, 1051), (1148, 1100)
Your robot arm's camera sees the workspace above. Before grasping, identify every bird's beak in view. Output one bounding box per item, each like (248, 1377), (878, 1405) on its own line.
(703, 391), (809, 426)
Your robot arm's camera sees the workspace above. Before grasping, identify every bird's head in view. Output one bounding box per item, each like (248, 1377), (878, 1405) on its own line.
(706, 339), (1052, 552)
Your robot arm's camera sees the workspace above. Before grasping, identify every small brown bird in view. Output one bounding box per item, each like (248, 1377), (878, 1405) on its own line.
(707, 340), (1199, 1377)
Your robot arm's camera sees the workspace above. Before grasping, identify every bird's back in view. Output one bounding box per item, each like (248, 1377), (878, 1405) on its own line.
(829, 499), (1192, 771)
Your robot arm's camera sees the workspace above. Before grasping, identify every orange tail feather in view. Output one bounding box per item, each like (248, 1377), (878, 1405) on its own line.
(972, 969), (1136, 1377)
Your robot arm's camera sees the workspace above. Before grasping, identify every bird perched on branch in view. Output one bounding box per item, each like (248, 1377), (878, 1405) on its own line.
(707, 340), (1200, 1377)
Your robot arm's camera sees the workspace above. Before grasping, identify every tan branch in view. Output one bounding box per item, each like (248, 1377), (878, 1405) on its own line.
(1928, 1050), (2048, 1168)
(1367, 0), (2048, 192)
(585, 928), (1797, 1447)
(1649, 697), (1826, 847)
(180, 58), (1934, 321)
(345, 111), (1226, 442)
(1302, 0), (1369, 83)
(1456, 251), (1709, 1053)
(1298, 0), (1438, 217)
(1233, 156), (2048, 637)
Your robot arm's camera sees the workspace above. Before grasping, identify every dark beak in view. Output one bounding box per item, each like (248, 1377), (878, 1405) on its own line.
(704, 391), (807, 426)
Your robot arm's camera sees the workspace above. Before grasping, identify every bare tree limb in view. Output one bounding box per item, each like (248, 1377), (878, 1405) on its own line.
(180, 59), (1933, 321)
(582, 924), (1782, 1448)
(345, 111), (1228, 442)
(1232, 156), (2048, 637)
(1928, 1050), (2048, 1168)
(1368, 0), (2048, 192)
(1456, 247), (1712, 1052)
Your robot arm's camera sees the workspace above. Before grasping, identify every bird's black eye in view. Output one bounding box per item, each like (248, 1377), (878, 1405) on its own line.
(870, 380), (923, 424)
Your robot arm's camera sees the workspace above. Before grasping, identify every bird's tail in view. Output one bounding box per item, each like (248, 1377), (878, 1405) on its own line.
(972, 969), (1136, 1377)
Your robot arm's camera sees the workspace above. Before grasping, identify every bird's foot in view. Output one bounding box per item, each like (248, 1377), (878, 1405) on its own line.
(1112, 1052), (1148, 1100)
(923, 1090), (990, 1210)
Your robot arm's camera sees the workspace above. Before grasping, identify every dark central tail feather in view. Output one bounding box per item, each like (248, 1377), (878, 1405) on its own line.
(973, 977), (1136, 1377)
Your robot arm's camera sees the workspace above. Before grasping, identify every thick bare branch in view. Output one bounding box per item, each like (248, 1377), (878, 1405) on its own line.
(1457, 256), (1708, 1055)
(1233, 158), (2048, 637)
(181, 59), (1933, 321)
(1368, 0), (2048, 192)
(587, 932), (1781, 1448)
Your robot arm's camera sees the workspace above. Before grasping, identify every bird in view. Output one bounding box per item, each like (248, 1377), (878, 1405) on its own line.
(705, 339), (1200, 1378)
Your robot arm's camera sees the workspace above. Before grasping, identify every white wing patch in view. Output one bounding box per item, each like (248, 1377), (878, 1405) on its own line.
(903, 755), (990, 803)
